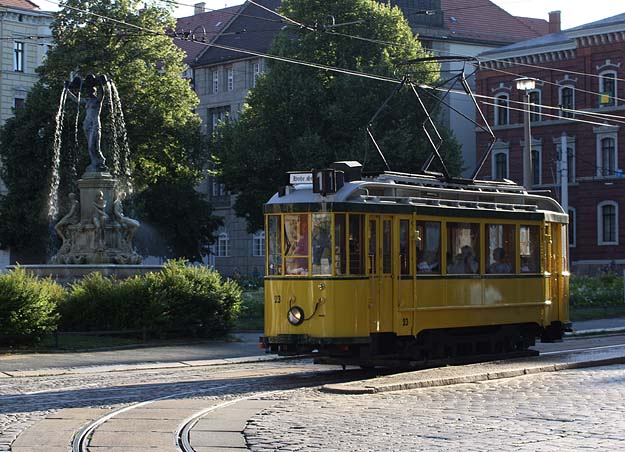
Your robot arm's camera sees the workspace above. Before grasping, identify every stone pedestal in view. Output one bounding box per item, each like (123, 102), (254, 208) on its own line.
(51, 171), (142, 265)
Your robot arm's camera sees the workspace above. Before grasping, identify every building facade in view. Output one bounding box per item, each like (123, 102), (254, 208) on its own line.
(175, 0), (552, 277)
(176, 0), (280, 277)
(0, 0), (53, 267)
(476, 13), (625, 274)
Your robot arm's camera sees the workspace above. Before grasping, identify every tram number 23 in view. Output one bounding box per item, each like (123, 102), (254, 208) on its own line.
(402, 318), (409, 326)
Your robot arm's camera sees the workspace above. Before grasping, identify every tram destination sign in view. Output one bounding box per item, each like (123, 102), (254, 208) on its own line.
(289, 172), (313, 184)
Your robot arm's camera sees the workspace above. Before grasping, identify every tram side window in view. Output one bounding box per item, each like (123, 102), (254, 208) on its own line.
(399, 220), (411, 275)
(486, 224), (515, 274)
(520, 225), (540, 273)
(334, 214), (347, 276)
(349, 214), (365, 275)
(447, 222), (480, 274)
(312, 213), (332, 276)
(284, 214), (309, 276)
(267, 215), (282, 275)
(416, 221), (441, 274)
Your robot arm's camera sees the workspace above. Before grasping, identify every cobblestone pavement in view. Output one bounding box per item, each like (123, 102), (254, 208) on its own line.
(246, 364), (625, 452)
(0, 360), (323, 451)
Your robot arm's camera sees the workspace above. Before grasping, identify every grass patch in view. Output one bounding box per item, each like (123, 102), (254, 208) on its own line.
(570, 305), (625, 322)
(235, 289), (264, 331)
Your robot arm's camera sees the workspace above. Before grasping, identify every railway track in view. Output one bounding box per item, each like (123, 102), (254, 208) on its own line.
(68, 365), (359, 451)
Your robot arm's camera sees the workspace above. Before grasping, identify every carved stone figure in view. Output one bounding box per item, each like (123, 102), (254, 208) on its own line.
(65, 74), (107, 172)
(54, 193), (80, 244)
(113, 193), (140, 246)
(92, 191), (108, 249)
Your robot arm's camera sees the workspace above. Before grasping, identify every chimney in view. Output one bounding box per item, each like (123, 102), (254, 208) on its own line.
(194, 2), (206, 15)
(548, 11), (561, 33)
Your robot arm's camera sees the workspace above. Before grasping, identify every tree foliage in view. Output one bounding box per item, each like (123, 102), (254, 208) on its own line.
(211, 0), (463, 232)
(0, 0), (220, 262)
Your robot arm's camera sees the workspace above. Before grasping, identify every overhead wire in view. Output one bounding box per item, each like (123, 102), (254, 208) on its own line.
(38, 0), (625, 133)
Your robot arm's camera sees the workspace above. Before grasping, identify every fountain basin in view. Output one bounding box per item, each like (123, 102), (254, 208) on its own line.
(9, 264), (163, 285)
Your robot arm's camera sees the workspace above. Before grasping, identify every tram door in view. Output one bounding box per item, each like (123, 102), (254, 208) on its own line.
(367, 215), (394, 333)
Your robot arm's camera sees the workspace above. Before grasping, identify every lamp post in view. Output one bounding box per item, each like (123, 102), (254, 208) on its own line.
(516, 77), (537, 189)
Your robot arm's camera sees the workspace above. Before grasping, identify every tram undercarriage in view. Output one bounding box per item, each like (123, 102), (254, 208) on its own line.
(262, 321), (567, 368)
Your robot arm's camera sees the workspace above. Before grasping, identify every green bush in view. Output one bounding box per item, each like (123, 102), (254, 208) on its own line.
(57, 260), (242, 338)
(570, 273), (624, 307)
(0, 268), (64, 342)
(58, 273), (165, 332)
(148, 260), (242, 337)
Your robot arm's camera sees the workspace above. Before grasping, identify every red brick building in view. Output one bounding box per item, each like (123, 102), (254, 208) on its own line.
(476, 13), (625, 274)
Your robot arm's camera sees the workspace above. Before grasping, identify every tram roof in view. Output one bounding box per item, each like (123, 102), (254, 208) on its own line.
(266, 169), (568, 223)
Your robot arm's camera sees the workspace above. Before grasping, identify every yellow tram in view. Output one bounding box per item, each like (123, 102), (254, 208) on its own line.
(260, 162), (570, 365)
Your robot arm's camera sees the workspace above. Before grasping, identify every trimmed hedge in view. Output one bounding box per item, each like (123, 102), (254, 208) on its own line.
(0, 268), (63, 342)
(58, 260), (242, 338)
(0, 261), (242, 345)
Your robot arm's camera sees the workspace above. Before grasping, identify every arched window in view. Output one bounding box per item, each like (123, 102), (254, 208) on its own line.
(559, 86), (575, 118)
(599, 71), (617, 107)
(600, 137), (616, 176)
(598, 201), (618, 245)
(494, 94), (509, 126)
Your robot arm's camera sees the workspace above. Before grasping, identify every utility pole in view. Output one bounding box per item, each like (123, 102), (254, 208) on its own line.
(516, 78), (537, 189)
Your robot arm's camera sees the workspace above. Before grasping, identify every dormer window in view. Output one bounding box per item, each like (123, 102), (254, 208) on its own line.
(599, 71), (617, 107)
(494, 94), (509, 126)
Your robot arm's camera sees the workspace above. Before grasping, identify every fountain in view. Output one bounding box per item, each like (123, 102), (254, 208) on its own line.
(15, 74), (162, 283)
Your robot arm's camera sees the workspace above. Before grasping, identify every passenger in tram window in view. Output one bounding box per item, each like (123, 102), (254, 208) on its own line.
(448, 245), (478, 274)
(418, 250), (439, 273)
(488, 247), (511, 273)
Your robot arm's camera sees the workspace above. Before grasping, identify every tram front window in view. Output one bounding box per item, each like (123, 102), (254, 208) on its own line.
(334, 214), (347, 275)
(267, 215), (282, 275)
(312, 213), (331, 275)
(285, 214), (309, 276)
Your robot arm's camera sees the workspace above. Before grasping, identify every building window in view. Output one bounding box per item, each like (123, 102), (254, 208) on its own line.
(568, 208), (576, 247)
(14, 42), (24, 72)
(531, 148), (541, 186)
(494, 94), (509, 126)
(208, 106), (230, 133)
(216, 232), (230, 257)
(599, 71), (617, 107)
(252, 231), (265, 257)
(212, 70), (219, 94)
(529, 90), (541, 122)
(212, 179), (227, 196)
(598, 201), (618, 245)
(227, 67), (234, 91)
(556, 144), (575, 183)
(599, 137), (616, 177)
(252, 61), (261, 88)
(13, 98), (25, 111)
(492, 151), (508, 180)
(559, 86), (575, 118)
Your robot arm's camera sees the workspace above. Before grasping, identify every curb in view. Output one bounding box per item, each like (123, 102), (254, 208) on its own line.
(1, 353), (288, 378)
(322, 356), (625, 394)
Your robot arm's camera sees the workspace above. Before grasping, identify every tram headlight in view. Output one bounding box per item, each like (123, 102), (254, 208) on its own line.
(288, 306), (305, 326)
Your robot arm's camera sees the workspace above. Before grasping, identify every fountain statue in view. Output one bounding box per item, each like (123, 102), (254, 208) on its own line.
(49, 74), (142, 265)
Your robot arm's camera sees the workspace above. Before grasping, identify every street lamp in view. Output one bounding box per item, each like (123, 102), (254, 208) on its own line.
(516, 77), (537, 189)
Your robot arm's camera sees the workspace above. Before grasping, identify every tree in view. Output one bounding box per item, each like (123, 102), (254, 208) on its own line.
(0, 0), (221, 262)
(210, 0), (463, 232)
